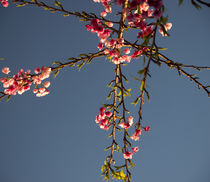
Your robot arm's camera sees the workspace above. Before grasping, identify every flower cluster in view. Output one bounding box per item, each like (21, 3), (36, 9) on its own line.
(158, 22), (172, 36)
(95, 107), (112, 130)
(86, 18), (140, 64)
(130, 128), (142, 141)
(0, 0), (9, 7)
(90, 0), (172, 66)
(123, 146), (139, 159)
(119, 116), (134, 129)
(93, 0), (112, 17)
(0, 67), (51, 97)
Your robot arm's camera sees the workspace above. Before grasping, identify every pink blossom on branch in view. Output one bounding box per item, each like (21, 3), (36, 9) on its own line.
(119, 116), (134, 129)
(0, 67), (51, 97)
(123, 151), (133, 159)
(95, 107), (112, 130)
(159, 23), (172, 36)
(2, 67), (10, 74)
(132, 147), (139, 154)
(130, 129), (142, 141)
(144, 126), (150, 132)
(0, 0), (9, 7)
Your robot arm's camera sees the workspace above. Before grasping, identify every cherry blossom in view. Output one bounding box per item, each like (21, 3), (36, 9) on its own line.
(144, 126), (150, 132)
(0, 0), (9, 7)
(0, 67), (51, 97)
(2, 67), (10, 74)
(123, 151), (133, 159)
(130, 129), (142, 141)
(95, 107), (112, 130)
(159, 23), (173, 36)
(132, 147), (139, 154)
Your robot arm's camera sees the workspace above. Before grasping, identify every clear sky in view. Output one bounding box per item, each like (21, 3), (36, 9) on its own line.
(0, 1), (210, 182)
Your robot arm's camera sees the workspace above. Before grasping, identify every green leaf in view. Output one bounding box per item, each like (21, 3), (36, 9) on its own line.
(77, 61), (85, 71)
(122, 74), (129, 83)
(6, 95), (11, 102)
(104, 173), (110, 180)
(117, 90), (121, 96)
(131, 97), (141, 106)
(114, 165), (125, 170)
(52, 61), (61, 65)
(143, 56), (146, 65)
(79, 54), (87, 57)
(101, 165), (106, 173)
(145, 90), (150, 102)
(54, 0), (62, 8)
(131, 76), (141, 82)
(53, 70), (59, 78)
(108, 132), (113, 138)
(191, 0), (202, 9)
(107, 80), (114, 88)
(128, 160), (135, 168)
(104, 146), (112, 151)
(178, 0), (184, 6)
(124, 88), (131, 97)
(120, 169), (126, 179)
(16, 3), (26, 7)
(137, 69), (145, 75)
(131, 96), (141, 106)
(160, 16), (168, 25)
(158, 47), (168, 51)
(112, 170), (126, 180)
(106, 91), (113, 100)
(64, 13), (70, 17)
(114, 144), (120, 152)
(103, 104), (112, 109)
(140, 80), (145, 91)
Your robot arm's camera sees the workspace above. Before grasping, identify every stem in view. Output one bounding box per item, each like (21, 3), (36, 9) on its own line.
(137, 23), (158, 127)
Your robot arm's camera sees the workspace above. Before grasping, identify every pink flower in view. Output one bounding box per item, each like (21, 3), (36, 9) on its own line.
(0, 78), (7, 83)
(104, 49), (110, 55)
(119, 122), (131, 130)
(130, 129), (142, 141)
(105, 111), (112, 117)
(140, 2), (149, 12)
(132, 147), (139, 154)
(39, 87), (46, 93)
(95, 107), (112, 130)
(100, 107), (105, 113)
(127, 116), (134, 125)
(34, 67), (41, 74)
(43, 81), (50, 88)
(2, 67), (10, 74)
(24, 85), (30, 91)
(101, 11), (107, 17)
(135, 129), (142, 135)
(123, 151), (133, 159)
(124, 48), (131, 54)
(130, 134), (139, 141)
(144, 126), (150, 132)
(131, 50), (142, 58)
(18, 69), (23, 75)
(107, 22), (113, 27)
(97, 43), (103, 50)
(33, 89), (38, 94)
(159, 23), (172, 36)
(1, 0), (9, 7)
(105, 6), (112, 13)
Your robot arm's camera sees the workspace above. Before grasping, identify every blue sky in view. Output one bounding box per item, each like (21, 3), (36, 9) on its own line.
(0, 1), (210, 182)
